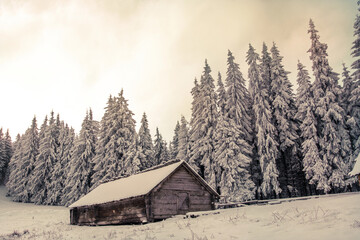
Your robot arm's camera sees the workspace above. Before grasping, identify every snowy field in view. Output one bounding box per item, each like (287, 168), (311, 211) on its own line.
(0, 187), (359, 240)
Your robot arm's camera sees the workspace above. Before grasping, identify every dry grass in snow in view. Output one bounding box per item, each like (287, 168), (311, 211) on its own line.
(0, 187), (359, 240)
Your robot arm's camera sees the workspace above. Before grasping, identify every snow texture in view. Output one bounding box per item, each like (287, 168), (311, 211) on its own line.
(349, 154), (360, 176)
(69, 161), (183, 208)
(1, 186), (359, 240)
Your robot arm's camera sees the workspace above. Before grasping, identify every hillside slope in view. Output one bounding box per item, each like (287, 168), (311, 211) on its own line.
(0, 187), (359, 240)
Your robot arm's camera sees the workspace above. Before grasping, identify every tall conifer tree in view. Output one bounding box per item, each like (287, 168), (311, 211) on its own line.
(214, 51), (255, 200)
(0, 129), (12, 184)
(170, 121), (180, 160)
(153, 128), (168, 165)
(188, 78), (202, 171)
(308, 19), (350, 192)
(92, 90), (136, 187)
(9, 118), (38, 202)
(260, 43), (272, 93)
(29, 112), (59, 204)
(188, 60), (218, 186)
(295, 61), (322, 195)
(249, 45), (281, 198)
(91, 96), (114, 188)
(349, 1), (360, 171)
(62, 110), (98, 206)
(6, 134), (23, 198)
(2, 129), (12, 184)
(246, 45), (264, 198)
(176, 116), (189, 161)
(270, 44), (304, 197)
(124, 133), (143, 175)
(138, 113), (154, 169)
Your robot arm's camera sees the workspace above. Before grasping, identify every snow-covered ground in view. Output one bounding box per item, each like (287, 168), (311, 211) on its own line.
(0, 187), (359, 240)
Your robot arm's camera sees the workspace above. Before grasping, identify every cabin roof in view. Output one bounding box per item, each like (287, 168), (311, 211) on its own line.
(69, 160), (219, 208)
(349, 154), (360, 176)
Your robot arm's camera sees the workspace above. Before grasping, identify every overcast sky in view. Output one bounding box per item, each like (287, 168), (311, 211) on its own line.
(0, 0), (357, 142)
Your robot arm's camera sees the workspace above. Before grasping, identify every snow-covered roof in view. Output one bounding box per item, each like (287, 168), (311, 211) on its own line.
(349, 154), (360, 176)
(69, 161), (184, 208)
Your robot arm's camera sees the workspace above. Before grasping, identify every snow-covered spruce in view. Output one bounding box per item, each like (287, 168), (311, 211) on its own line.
(295, 61), (321, 195)
(246, 44), (263, 199)
(153, 127), (169, 165)
(61, 110), (98, 206)
(188, 60), (218, 189)
(188, 78), (202, 172)
(0, 129), (12, 185)
(27, 112), (59, 204)
(138, 112), (155, 170)
(47, 120), (75, 205)
(123, 133), (143, 176)
(170, 121), (180, 160)
(91, 90), (137, 188)
(308, 19), (351, 192)
(6, 133), (26, 200)
(214, 50), (255, 201)
(348, 1), (360, 175)
(176, 116), (189, 161)
(250, 45), (281, 198)
(270, 43), (305, 197)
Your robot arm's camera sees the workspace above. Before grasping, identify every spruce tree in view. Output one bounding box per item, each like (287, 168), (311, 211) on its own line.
(0, 129), (4, 183)
(91, 96), (114, 188)
(2, 129), (12, 184)
(162, 141), (170, 163)
(341, 64), (354, 112)
(225, 50), (252, 143)
(29, 112), (59, 204)
(176, 116), (189, 161)
(246, 44), (263, 198)
(188, 78), (202, 171)
(153, 128), (168, 165)
(270, 43), (304, 197)
(295, 61), (322, 195)
(92, 90), (136, 187)
(9, 117), (38, 202)
(260, 43), (272, 93)
(308, 19), (350, 192)
(217, 72), (226, 117)
(46, 115), (66, 205)
(170, 121), (180, 160)
(124, 133), (143, 176)
(247, 44), (261, 103)
(0, 129), (6, 184)
(6, 134), (24, 198)
(340, 64), (358, 187)
(251, 48), (281, 198)
(214, 72), (226, 192)
(349, 1), (360, 174)
(62, 111), (98, 206)
(138, 112), (154, 169)
(188, 60), (218, 187)
(214, 51), (255, 200)
(351, 0), (360, 83)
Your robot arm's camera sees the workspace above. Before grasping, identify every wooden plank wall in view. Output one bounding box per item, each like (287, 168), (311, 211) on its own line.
(73, 197), (147, 225)
(151, 166), (213, 220)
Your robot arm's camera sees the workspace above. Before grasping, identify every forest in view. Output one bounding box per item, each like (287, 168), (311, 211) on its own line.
(1, 14), (360, 207)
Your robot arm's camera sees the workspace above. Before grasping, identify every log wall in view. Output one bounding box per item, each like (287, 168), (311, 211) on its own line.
(71, 196), (147, 226)
(150, 166), (214, 220)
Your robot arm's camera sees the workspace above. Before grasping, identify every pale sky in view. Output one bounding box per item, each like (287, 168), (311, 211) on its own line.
(0, 0), (357, 142)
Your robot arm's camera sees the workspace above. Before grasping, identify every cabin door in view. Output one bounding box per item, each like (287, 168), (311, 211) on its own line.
(177, 192), (189, 214)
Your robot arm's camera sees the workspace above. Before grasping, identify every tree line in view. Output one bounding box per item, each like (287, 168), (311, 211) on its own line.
(4, 14), (360, 205)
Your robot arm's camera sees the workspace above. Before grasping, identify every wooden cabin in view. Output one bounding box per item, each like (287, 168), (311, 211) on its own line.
(69, 160), (220, 226)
